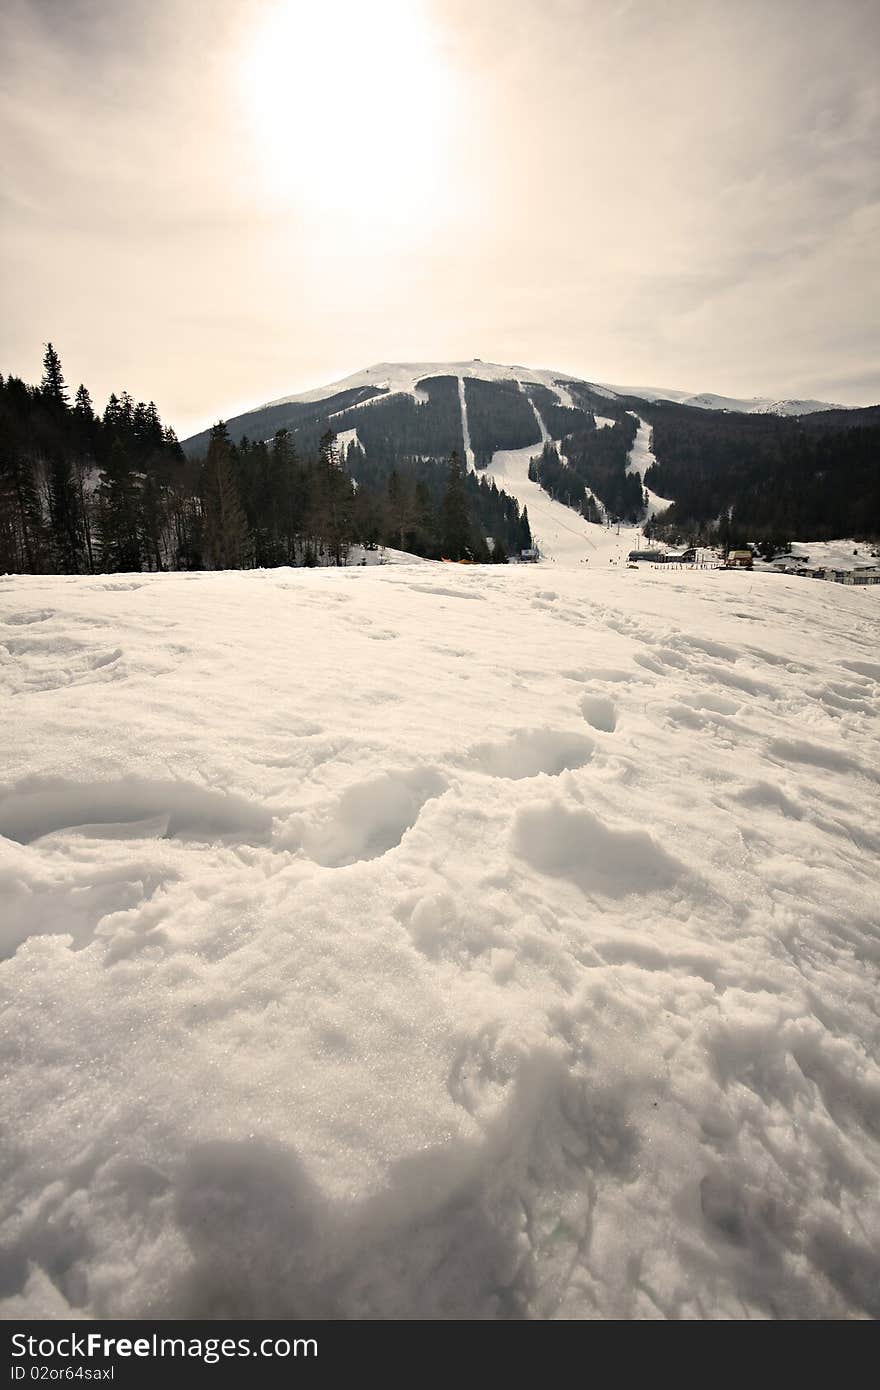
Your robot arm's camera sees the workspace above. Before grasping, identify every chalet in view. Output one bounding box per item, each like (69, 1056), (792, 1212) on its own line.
(725, 550), (754, 569)
(627, 549), (663, 562)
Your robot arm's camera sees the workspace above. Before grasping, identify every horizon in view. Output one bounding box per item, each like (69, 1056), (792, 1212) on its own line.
(4, 347), (877, 443)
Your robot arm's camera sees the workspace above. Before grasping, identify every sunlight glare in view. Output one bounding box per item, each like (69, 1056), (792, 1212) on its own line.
(240, 0), (459, 228)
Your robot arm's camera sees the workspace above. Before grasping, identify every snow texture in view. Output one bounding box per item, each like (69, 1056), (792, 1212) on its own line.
(1, 561), (878, 1320)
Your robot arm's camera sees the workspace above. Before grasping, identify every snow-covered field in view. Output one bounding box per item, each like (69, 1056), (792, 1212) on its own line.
(1, 562), (879, 1320)
(788, 540), (879, 572)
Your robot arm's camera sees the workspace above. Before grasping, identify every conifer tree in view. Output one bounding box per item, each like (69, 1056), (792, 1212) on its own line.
(41, 343), (68, 405)
(97, 438), (142, 571)
(0, 445), (48, 572)
(47, 455), (83, 571)
(201, 423), (250, 569)
(441, 451), (473, 559)
(313, 430), (353, 565)
(387, 468), (420, 550)
(74, 383), (94, 421)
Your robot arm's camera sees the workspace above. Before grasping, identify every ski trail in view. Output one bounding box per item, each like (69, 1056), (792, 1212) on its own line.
(334, 427), (363, 457)
(458, 377), (475, 470)
(522, 383), (607, 526)
(518, 381), (550, 446)
(625, 413), (673, 519)
(485, 387), (642, 566)
(552, 380), (576, 409)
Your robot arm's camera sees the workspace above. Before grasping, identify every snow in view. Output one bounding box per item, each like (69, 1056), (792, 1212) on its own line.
(787, 539), (880, 572)
(243, 362), (853, 436)
(486, 428), (636, 566)
(333, 427), (363, 458)
(458, 377), (475, 470)
(521, 382), (549, 446)
(266, 360), (586, 411)
(1, 563), (879, 1320)
(602, 385), (848, 416)
(624, 413), (673, 519)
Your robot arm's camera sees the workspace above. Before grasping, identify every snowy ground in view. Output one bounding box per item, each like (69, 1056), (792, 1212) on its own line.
(1, 563), (879, 1320)
(787, 540), (879, 572)
(487, 438), (639, 567)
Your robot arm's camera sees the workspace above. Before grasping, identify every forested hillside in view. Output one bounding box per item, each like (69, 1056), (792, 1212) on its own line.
(464, 377), (541, 465)
(0, 348), (531, 573)
(631, 399), (880, 546)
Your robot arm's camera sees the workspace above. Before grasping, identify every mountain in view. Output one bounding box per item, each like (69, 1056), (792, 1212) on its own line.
(180, 360), (879, 551)
(181, 359), (851, 458)
(603, 385), (849, 415)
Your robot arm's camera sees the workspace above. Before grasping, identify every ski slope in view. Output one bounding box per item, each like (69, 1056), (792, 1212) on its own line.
(486, 393), (643, 566)
(1, 563), (878, 1320)
(486, 439), (642, 566)
(624, 414), (674, 519)
(458, 376), (475, 469)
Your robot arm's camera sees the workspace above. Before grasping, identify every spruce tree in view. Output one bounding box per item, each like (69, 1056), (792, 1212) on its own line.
(74, 383), (94, 421)
(98, 438), (142, 571)
(201, 423), (250, 569)
(0, 445), (48, 572)
(313, 430), (353, 566)
(441, 451), (473, 559)
(47, 456), (83, 572)
(519, 505), (532, 552)
(41, 343), (68, 405)
(387, 468), (419, 550)
(270, 428), (299, 564)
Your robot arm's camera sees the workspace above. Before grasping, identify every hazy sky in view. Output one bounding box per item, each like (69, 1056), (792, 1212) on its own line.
(2, 0), (878, 436)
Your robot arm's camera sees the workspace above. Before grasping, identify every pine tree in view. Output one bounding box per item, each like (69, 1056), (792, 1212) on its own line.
(312, 430), (353, 566)
(97, 438), (143, 571)
(41, 343), (68, 406)
(201, 423), (250, 569)
(47, 455), (83, 571)
(387, 468), (419, 550)
(140, 473), (168, 571)
(103, 394), (123, 432)
(0, 445), (48, 572)
(74, 383), (94, 422)
(269, 428), (299, 564)
(441, 451), (473, 559)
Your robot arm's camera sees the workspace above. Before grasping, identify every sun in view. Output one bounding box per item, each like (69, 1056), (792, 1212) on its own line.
(239, 0), (459, 228)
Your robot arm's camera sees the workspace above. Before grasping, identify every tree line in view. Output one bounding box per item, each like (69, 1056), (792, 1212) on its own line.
(0, 346), (532, 573)
(634, 400), (880, 547)
(557, 413), (646, 521)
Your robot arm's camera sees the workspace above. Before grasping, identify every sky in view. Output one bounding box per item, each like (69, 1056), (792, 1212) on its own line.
(1, 0), (878, 437)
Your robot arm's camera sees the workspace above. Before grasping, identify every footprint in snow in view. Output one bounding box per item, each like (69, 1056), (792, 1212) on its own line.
(580, 693), (618, 732)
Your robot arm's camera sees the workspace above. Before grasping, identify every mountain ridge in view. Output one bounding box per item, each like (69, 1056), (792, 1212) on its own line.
(183, 358), (855, 454)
